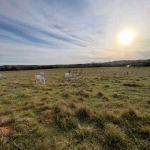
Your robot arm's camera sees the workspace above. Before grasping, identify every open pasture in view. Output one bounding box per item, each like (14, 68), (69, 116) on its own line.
(0, 67), (150, 150)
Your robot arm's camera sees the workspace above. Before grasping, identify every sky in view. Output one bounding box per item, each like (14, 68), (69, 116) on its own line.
(0, 0), (150, 65)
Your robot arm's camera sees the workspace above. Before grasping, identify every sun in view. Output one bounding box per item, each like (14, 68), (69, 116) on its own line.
(119, 30), (134, 44)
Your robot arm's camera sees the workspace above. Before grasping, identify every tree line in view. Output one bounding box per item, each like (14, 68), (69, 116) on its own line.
(0, 59), (150, 71)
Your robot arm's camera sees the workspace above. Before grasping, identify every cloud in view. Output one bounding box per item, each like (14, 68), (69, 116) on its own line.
(0, 0), (150, 65)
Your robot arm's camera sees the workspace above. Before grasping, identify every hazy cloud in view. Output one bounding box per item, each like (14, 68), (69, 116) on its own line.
(0, 0), (150, 65)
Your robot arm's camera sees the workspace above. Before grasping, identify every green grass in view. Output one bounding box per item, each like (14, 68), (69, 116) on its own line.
(0, 67), (150, 150)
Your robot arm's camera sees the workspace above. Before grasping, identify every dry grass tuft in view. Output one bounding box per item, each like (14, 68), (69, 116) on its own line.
(39, 110), (54, 124)
(90, 112), (105, 128)
(104, 85), (110, 88)
(62, 91), (71, 98)
(102, 96), (109, 101)
(76, 104), (91, 119)
(112, 93), (119, 98)
(0, 127), (11, 137)
(139, 125), (150, 139)
(104, 123), (128, 149)
(121, 107), (140, 121)
(122, 82), (144, 87)
(53, 100), (77, 130)
(78, 89), (91, 98)
(97, 91), (104, 97)
(100, 110), (120, 125)
(75, 125), (94, 141)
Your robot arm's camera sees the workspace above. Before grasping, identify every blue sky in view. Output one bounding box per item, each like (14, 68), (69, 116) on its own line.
(0, 0), (150, 65)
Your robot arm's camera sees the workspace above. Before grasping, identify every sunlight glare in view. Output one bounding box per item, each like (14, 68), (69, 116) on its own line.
(119, 30), (134, 44)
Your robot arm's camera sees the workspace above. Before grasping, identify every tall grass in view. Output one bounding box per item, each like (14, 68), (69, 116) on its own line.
(0, 67), (150, 149)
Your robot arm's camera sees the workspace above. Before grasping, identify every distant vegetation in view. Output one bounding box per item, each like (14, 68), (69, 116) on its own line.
(0, 59), (150, 71)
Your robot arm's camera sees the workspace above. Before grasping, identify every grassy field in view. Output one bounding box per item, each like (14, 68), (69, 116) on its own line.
(0, 67), (150, 150)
